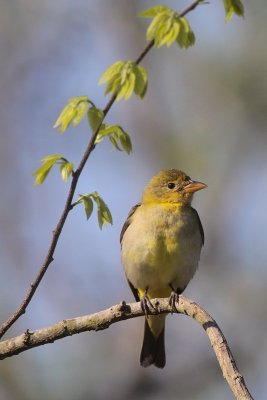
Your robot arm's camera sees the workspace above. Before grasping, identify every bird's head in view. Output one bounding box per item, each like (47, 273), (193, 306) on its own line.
(142, 169), (207, 206)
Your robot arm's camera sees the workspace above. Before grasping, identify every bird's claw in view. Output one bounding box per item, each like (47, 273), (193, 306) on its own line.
(140, 293), (155, 318)
(168, 291), (180, 313)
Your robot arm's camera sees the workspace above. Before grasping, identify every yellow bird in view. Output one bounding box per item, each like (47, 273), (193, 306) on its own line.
(120, 169), (207, 368)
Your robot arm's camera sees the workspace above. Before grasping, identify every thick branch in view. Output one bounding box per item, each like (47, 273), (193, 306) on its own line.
(0, 296), (253, 400)
(0, 0), (205, 340)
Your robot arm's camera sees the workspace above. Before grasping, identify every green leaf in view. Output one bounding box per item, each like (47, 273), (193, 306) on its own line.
(103, 74), (121, 96)
(124, 71), (136, 100)
(139, 5), (171, 18)
(134, 65), (148, 98)
(113, 62), (134, 101)
(232, 0), (244, 16)
(109, 134), (122, 152)
(120, 61), (131, 85)
(54, 104), (77, 132)
(60, 162), (74, 182)
(153, 14), (172, 47)
(91, 192), (113, 229)
(99, 61), (124, 85)
(142, 6), (195, 50)
(68, 96), (90, 107)
(74, 195), (94, 220)
(73, 192), (112, 228)
(33, 154), (75, 185)
(42, 154), (63, 163)
(54, 96), (90, 132)
(223, 0), (244, 21)
(73, 100), (88, 127)
(146, 12), (167, 42)
(117, 70), (136, 101)
(186, 30), (196, 47)
(82, 196), (94, 220)
(162, 20), (180, 47)
(115, 125), (132, 154)
(33, 154), (62, 185)
(99, 61), (148, 101)
(87, 107), (104, 131)
(176, 17), (195, 49)
(98, 199), (113, 229)
(94, 124), (107, 144)
(95, 125), (119, 145)
(119, 133), (132, 154)
(95, 124), (132, 154)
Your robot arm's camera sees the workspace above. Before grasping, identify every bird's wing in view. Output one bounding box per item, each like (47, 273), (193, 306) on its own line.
(120, 203), (141, 301)
(127, 278), (140, 302)
(191, 207), (205, 246)
(120, 203), (141, 245)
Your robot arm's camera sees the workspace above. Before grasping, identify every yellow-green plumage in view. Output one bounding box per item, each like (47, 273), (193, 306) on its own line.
(120, 169), (206, 368)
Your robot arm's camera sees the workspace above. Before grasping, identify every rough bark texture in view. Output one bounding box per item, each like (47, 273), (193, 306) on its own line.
(0, 296), (254, 400)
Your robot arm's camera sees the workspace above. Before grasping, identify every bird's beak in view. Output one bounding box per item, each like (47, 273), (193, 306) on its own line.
(182, 180), (208, 194)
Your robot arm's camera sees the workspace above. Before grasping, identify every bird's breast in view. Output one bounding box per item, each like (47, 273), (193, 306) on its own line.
(121, 203), (202, 296)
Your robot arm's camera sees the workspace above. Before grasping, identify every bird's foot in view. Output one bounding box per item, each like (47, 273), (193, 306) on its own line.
(140, 292), (155, 318)
(168, 290), (180, 314)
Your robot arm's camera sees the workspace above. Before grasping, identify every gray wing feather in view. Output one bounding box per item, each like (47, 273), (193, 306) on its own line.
(191, 207), (204, 245)
(120, 203), (141, 245)
(120, 203), (141, 301)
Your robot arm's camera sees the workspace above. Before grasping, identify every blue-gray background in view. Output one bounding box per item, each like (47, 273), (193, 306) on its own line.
(1, 1), (266, 399)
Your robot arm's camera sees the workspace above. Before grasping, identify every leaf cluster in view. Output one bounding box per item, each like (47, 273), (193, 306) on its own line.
(33, 154), (74, 185)
(53, 96), (92, 133)
(140, 6), (195, 48)
(73, 192), (113, 229)
(87, 106), (132, 154)
(96, 124), (132, 154)
(99, 61), (147, 101)
(33, 93), (131, 228)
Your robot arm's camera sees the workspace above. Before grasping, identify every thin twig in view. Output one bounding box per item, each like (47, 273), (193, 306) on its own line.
(0, 296), (254, 400)
(0, 0), (205, 339)
(179, 0), (205, 17)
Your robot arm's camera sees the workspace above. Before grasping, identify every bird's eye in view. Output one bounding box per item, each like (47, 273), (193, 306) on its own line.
(167, 182), (176, 190)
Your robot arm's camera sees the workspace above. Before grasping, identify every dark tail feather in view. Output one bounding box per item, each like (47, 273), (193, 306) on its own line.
(140, 319), (166, 368)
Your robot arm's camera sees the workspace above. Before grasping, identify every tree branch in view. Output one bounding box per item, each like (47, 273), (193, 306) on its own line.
(0, 296), (253, 400)
(0, 0), (205, 340)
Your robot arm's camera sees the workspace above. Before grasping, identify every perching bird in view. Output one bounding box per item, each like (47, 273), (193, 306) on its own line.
(120, 169), (207, 368)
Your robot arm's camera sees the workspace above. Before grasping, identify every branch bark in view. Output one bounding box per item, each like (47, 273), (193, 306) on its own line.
(0, 296), (253, 400)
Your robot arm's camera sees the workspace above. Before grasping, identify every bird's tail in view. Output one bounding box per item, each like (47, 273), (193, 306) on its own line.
(140, 315), (166, 368)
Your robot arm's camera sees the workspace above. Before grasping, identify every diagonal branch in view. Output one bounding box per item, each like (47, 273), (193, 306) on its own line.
(0, 0), (205, 339)
(0, 296), (253, 400)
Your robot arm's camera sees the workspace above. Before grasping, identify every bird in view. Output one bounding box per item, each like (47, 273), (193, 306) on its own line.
(120, 169), (207, 368)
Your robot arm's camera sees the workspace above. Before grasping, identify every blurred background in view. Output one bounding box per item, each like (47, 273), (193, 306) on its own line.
(0, 0), (266, 399)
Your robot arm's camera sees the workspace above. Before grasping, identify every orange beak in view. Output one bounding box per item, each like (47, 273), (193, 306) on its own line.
(182, 180), (207, 194)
